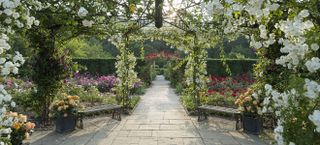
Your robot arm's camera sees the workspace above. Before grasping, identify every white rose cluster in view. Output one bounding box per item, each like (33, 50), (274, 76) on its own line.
(82, 19), (94, 27)
(274, 121), (284, 145)
(275, 10), (315, 69)
(309, 110), (320, 132)
(209, 0), (319, 144)
(0, 0), (40, 142)
(305, 57), (320, 73)
(304, 79), (320, 99)
(77, 7), (94, 27)
(77, 7), (88, 17)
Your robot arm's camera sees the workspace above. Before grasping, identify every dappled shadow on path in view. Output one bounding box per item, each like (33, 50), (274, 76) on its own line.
(30, 117), (120, 145)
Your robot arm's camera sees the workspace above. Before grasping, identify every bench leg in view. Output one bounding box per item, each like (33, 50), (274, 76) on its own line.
(198, 109), (207, 122)
(235, 114), (242, 130)
(112, 109), (121, 121)
(117, 109), (121, 121)
(77, 115), (84, 129)
(112, 110), (115, 119)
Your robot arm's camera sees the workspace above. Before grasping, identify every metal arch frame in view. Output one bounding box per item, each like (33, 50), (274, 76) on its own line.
(111, 0), (203, 33)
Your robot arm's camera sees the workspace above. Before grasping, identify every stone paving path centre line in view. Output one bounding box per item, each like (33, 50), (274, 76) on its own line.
(30, 75), (268, 145)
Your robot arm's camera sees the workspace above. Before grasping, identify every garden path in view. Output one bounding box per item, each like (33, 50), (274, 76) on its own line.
(30, 75), (268, 145)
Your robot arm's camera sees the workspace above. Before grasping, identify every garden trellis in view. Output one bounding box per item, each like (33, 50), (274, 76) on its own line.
(0, 0), (319, 144)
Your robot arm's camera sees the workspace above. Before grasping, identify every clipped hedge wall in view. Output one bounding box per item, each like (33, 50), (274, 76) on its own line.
(206, 59), (257, 76)
(73, 58), (156, 86)
(73, 58), (257, 76)
(73, 58), (117, 75)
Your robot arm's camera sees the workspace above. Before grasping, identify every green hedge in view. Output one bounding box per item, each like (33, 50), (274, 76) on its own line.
(73, 58), (117, 75)
(73, 58), (156, 86)
(206, 59), (257, 76)
(73, 58), (257, 76)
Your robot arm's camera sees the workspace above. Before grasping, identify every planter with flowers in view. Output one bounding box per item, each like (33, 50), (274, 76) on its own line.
(50, 95), (82, 133)
(6, 112), (35, 145)
(235, 88), (263, 134)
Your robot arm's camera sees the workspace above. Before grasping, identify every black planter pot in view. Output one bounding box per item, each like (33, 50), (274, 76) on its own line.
(55, 114), (77, 133)
(242, 114), (263, 135)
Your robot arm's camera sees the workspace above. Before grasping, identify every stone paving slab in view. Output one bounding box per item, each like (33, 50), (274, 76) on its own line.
(29, 76), (269, 145)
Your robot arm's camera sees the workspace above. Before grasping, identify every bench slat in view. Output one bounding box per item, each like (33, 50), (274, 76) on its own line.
(199, 105), (240, 114)
(79, 104), (121, 115)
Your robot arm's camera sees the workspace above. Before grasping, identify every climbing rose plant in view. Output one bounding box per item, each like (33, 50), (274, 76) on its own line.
(0, 0), (41, 143)
(110, 34), (139, 109)
(210, 0), (320, 144)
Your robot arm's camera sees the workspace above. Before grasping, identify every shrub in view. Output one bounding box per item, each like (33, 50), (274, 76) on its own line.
(181, 95), (196, 111)
(129, 96), (140, 109)
(175, 83), (184, 95)
(96, 75), (117, 93)
(131, 82), (146, 95)
(205, 91), (237, 108)
(49, 95), (82, 119)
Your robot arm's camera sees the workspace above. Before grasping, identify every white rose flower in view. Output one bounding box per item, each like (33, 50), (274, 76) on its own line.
(16, 20), (24, 28)
(305, 57), (320, 73)
(309, 110), (320, 132)
(82, 20), (94, 27)
(10, 102), (15, 107)
(78, 7), (88, 17)
(12, 12), (20, 19)
(12, 67), (18, 74)
(34, 20), (40, 26)
(311, 43), (319, 51)
(3, 9), (13, 16)
(304, 79), (320, 99)
(5, 18), (12, 24)
(298, 9), (309, 18)
(0, 58), (6, 64)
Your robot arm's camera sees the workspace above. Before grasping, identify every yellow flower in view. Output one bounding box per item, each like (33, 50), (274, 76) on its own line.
(129, 4), (136, 13)
(12, 122), (21, 130)
(244, 96), (252, 102)
(57, 106), (63, 111)
(7, 111), (18, 117)
(69, 100), (75, 106)
(64, 113), (68, 117)
(19, 114), (27, 123)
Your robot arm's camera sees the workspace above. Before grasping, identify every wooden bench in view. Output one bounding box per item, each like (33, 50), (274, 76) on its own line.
(197, 105), (242, 130)
(77, 104), (122, 129)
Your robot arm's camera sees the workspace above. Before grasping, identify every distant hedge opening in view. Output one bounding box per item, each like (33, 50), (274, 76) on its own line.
(206, 59), (257, 76)
(72, 58), (257, 76)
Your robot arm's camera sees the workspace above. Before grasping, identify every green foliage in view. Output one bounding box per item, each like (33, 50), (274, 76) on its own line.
(181, 95), (196, 111)
(175, 83), (184, 95)
(11, 90), (35, 112)
(60, 82), (107, 104)
(131, 83), (146, 95)
(207, 59), (257, 76)
(73, 58), (156, 85)
(164, 60), (186, 87)
(207, 36), (256, 59)
(103, 95), (118, 105)
(204, 92), (237, 109)
(73, 58), (117, 75)
(31, 46), (74, 124)
(129, 96), (140, 109)
(135, 60), (156, 86)
(63, 37), (112, 58)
